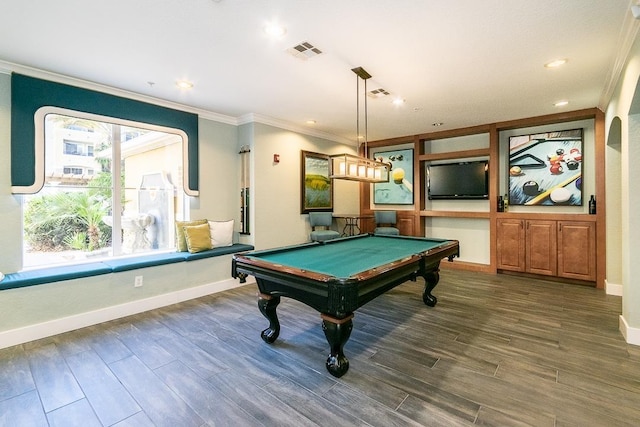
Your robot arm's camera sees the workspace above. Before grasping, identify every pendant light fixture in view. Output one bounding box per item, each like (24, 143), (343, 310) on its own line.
(329, 67), (389, 183)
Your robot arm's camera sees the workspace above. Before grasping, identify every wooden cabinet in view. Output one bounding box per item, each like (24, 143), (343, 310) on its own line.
(497, 218), (596, 282)
(496, 219), (525, 271)
(557, 221), (596, 281)
(526, 220), (557, 276)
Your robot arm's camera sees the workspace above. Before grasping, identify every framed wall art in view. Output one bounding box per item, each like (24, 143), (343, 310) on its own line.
(372, 148), (414, 205)
(508, 128), (583, 206)
(300, 150), (333, 213)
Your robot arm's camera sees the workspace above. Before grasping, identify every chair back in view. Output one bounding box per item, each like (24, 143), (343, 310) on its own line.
(373, 211), (400, 236)
(374, 210), (397, 226)
(309, 212), (333, 229)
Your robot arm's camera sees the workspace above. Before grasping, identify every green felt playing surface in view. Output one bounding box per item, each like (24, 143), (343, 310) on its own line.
(246, 235), (450, 278)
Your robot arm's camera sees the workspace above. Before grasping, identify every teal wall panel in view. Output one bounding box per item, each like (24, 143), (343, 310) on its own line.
(10, 73), (199, 193)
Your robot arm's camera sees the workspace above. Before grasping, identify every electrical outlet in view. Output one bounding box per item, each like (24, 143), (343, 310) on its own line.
(134, 275), (143, 287)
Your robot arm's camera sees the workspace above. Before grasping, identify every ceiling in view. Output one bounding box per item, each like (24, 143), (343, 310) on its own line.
(0, 0), (635, 143)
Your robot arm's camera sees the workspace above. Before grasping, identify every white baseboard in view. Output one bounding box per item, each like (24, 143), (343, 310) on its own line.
(620, 315), (640, 346)
(0, 277), (256, 350)
(605, 279), (623, 296)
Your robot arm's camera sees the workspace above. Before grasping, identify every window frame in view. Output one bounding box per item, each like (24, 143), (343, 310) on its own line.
(10, 73), (199, 196)
(22, 107), (190, 268)
(35, 106), (190, 196)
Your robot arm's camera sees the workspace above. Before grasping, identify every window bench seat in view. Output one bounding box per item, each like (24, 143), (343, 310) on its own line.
(0, 243), (255, 291)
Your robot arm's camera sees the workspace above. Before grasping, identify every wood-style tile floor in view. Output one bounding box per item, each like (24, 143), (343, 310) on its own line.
(1, 269), (638, 426)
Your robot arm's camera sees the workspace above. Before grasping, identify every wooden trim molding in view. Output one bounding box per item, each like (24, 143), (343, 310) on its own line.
(594, 109), (606, 289)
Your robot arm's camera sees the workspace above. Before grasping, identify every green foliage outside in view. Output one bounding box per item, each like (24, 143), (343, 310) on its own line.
(24, 173), (114, 252)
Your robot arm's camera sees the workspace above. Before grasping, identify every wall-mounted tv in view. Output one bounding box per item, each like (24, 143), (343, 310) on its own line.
(427, 160), (489, 200)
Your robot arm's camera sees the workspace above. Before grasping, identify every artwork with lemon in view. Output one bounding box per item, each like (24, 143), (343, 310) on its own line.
(373, 149), (414, 204)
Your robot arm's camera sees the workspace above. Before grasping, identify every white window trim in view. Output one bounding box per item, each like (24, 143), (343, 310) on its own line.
(16, 106), (195, 196)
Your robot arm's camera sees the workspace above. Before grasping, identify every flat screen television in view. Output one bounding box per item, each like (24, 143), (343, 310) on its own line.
(427, 160), (489, 200)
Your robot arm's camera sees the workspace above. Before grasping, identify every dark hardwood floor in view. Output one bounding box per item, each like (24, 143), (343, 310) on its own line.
(1, 269), (639, 426)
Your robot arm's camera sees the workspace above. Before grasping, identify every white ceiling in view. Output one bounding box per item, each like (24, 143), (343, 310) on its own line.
(0, 0), (634, 143)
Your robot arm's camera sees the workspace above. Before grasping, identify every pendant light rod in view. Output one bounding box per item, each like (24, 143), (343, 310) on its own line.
(352, 67), (371, 157)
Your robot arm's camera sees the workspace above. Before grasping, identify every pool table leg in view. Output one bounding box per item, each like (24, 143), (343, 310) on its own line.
(258, 293), (281, 343)
(321, 313), (354, 378)
(422, 270), (440, 307)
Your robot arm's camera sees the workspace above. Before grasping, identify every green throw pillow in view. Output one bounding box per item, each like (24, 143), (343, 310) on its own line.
(175, 219), (208, 252)
(183, 223), (213, 253)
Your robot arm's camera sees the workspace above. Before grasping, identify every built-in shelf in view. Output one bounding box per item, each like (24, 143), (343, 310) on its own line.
(420, 210), (490, 219)
(418, 148), (490, 162)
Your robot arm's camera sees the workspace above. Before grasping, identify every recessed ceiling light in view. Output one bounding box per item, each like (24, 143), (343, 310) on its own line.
(392, 98), (405, 106)
(306, 120), (316, 125)
(545, 59), (567, 68)
(432, 122), (444, 127)
(176, 80), (194, 89)
(264, 22), (287, 38)
(554, 100), (569, 107)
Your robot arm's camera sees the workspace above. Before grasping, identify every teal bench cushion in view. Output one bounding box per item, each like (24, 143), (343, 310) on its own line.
(103, 252), (189, 272)
(0, 262), (112, 290)
(0, 243), (254, 291)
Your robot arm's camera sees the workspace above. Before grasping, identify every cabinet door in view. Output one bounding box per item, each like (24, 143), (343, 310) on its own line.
(526, 220), (557, 276)
(497, 219), (525, 271)
(397, 216), (415, 236)
(557, 221), (596, 281)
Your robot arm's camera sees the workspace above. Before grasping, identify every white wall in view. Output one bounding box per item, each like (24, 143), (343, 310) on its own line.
(249, 122), (359, 250)
(605, 29), (640, 344)
(606, 118), (623, 290)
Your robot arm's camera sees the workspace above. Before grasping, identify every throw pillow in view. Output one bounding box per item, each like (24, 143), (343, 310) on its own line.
(175, 219), (208, 252)
(208, 220), (234, 247)
(183, 223), (213, 253)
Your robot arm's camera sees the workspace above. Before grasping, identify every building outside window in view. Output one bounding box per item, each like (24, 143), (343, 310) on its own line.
(22, 111), (187, 269)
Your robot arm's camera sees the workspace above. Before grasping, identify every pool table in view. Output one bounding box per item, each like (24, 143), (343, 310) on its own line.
(231, 233), (459, 377)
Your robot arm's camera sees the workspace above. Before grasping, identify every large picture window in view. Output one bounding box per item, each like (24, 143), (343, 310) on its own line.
(22, 108), (188, 269)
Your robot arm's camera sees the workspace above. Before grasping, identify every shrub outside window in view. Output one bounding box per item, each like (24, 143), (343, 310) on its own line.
(22, 109), (188, 269)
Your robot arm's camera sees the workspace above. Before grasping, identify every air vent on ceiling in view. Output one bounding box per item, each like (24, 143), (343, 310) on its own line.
(368, 88), (390, 98)
(287, 41), (323, 60)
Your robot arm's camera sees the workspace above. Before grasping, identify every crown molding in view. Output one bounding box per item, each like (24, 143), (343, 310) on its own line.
(598, 7), (640, 109)
(238, 112), (352, 144)
(0, 60), (238, 125)
(0, 60), (351, 142)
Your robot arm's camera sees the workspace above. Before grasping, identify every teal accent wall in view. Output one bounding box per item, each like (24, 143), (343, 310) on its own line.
(10, 73), (199, 192)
